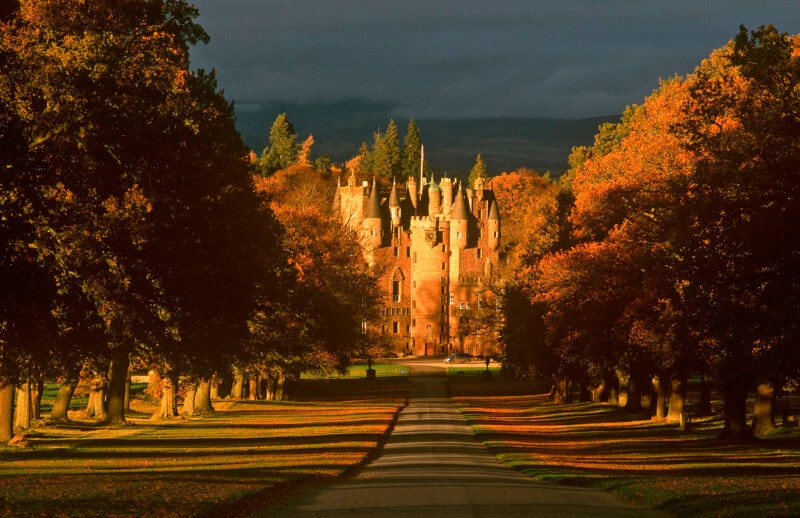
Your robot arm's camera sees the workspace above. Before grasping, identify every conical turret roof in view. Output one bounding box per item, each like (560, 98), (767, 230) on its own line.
(488, 198), (500, 220)
(450, 185), (470, 220)
(366, 178), (382, 219)
(388, 180), (401, 207)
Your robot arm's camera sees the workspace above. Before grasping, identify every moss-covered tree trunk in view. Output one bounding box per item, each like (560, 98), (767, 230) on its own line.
(0, 380), (13, 443)
(668, 376), (687, 422)
(752, 381), (776, 437)
(105, 355), (129, 425)
(194, 379), (214, 414)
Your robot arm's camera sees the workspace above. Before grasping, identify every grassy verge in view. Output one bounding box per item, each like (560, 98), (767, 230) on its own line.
(0, 377), (408, 517)
(451, 386), (800, 517)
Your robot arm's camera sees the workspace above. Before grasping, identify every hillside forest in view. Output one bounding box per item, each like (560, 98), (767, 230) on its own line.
(1, 0), (798, 444)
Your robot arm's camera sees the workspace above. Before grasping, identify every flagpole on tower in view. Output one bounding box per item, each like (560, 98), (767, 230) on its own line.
(419, 144), (424, 202)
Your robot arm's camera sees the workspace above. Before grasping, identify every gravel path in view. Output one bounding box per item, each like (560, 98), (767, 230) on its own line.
(255, 376), (670, 517)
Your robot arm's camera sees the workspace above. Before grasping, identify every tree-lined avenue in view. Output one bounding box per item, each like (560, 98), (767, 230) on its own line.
(257, 376), (668, 517)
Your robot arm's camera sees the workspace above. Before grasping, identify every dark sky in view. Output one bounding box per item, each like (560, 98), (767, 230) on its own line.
(189, 1), (800, 120)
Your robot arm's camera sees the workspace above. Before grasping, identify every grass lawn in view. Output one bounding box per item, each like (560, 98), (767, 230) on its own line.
(451, 382), (800, 517)
(0, 376), (408, 517)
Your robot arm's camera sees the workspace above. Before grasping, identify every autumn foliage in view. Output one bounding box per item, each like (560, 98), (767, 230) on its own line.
(509, 25), (800, 440)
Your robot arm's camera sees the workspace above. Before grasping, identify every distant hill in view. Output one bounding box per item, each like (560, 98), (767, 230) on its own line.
(234, 101), (616, 175)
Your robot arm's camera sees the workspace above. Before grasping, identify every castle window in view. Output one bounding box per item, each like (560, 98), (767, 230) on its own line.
(465, 302), (470, 309)
(456, 231), (462, 239)
(442, 244), (446, 253)
(371, 229), (376, 237)
(361, 319), (367, 334)
(477, 249), (482, 259)
(494, 231), (499, 238)
(406, 324), (411, 334)
(449, 293), (454, 305)
(442, 262), (446, 270)
(394, 246), (399, 257)
(392, 280), (401, 302)
(406, 246), (411, 257)
(459, 302), (464, 310)
(393, 322), (399, 334)
(413, 252), (417, 263)
(478, 210), (483, 219)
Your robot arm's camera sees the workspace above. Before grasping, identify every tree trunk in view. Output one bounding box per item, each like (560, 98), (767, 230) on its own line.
(85, 373), (107, 421)
(696, 372), (713, 417)
(720, 377), (752, 441)
(105, 354), (129, 425)
(230, 366), (244, 399)
(50, 378), (78, 423)
(615, 369), (629, 408)
(275, 371), (286, 401)
(210, 377), (220, 400)
(155, 374), (179, 419)
(13, 382), (32, 431)
(0, 380), (13, 443)
(668, 376), (687, 422)
(32, 375), (44, 420)
(552, 377), (569, 404)
(124, 372), (132, 412)
(181, 379), (198, 416)
(625, 376), (642, 412)
(194, 379), (214, 414)
(248, 373), (260, 401)
(650, 375), (667, 419)
(752, 381), (776, 437)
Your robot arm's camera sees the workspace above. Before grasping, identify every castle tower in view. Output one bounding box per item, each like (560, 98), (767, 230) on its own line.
(440, 176), (453, 217)
(428, 174), (442, 218)
(488, 198), (500, 250)
(450, 185), (470, 251)
(388, 180), (401, 227)
(363, 178), (383, 259)
(407, 176), (419, 212)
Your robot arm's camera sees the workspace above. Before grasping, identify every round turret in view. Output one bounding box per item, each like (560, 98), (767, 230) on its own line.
(488, 199), (500, 250)
(428, 174), (442, 218)
(440, 177), (454, 216)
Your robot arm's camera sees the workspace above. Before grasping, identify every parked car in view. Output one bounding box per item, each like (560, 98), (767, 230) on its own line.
(444, 353), (473, 363)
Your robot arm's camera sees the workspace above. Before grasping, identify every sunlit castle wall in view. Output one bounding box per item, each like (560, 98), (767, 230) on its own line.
(334, 172), (501, 358)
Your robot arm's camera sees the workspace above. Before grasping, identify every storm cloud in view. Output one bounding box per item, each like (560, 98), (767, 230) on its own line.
(189, 1), (800, 119)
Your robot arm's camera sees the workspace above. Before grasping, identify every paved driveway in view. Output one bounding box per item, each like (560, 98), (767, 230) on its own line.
(255, 377), (670, 517)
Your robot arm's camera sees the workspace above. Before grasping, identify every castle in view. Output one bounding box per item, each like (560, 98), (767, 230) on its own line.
(333, 171), (501, 357)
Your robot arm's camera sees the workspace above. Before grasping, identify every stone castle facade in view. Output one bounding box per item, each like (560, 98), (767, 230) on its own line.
(333, 172), (501, 357)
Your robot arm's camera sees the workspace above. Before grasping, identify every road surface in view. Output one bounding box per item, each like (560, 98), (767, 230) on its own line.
(255, 376), (669, 517)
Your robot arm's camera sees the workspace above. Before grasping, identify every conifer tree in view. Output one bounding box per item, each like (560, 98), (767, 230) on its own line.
(402, 119), (422, 180)
(260, 113), (298, 174)
(372, 119), (402, 180)
(469, 153), (488, 187)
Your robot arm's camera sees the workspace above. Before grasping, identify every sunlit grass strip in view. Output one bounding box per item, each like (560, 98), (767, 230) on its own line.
(0, 379), (408, 517)
(454, 393), (800, 517)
